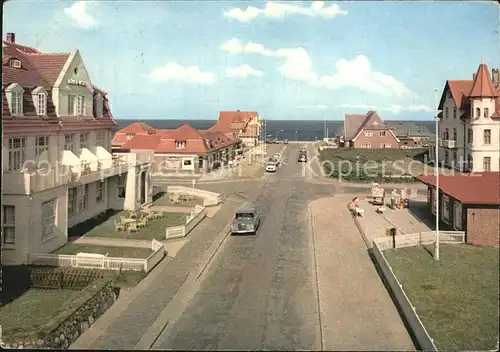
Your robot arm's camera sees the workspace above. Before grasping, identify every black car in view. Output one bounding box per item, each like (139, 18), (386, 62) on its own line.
(298, 153), (307, 162)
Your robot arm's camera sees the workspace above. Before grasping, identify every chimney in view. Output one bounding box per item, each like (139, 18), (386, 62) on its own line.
(472, 73), (477, 80)
(492, 68), (500, 87)
(6, 33), (15, 43)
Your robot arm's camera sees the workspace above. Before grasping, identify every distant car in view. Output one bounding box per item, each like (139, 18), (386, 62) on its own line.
(298, 153), (307, 162)
(231, 204), (260, 235)
(284, 139), (288, 144)
(266, 162), (277, 172)
(300, 147), (307, 153)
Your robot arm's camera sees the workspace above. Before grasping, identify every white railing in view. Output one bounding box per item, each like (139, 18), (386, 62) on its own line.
(167, 185), (222, 206)
(166, 205), (207, 240)
(27, 240), (165, 273)
(375, 231), (466, 250)
(442, 139), (457, 148)
(371, 231), (465, 351)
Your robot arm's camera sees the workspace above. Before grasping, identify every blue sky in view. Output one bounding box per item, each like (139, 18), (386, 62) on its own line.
(3, 1), (499, 120)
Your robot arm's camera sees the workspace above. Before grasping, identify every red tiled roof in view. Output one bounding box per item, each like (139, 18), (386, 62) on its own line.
(122, 134), (162, 150)
(416, 172), (500, 205)
(344, 110), (390, 141)
(214, 110), (258, 133)
(469, 61), (499, 98)
(118, 122), (155, 134)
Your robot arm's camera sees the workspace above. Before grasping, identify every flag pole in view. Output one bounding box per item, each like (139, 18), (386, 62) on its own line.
(434, 88), (440, 261)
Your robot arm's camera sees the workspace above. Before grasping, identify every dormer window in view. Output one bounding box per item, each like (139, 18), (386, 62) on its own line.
(475, 107), (481, 118)
(32, 87), (48, 116)
(94, 94), (103, 117)
(5, 83), (24, 116)
(484, 108), (489, 118)
(126, 133), (135, 140)
(9, 59), (21, 68)
(176, 141), (186, 149)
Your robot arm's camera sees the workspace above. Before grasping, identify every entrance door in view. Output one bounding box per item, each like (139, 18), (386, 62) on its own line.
(140, 172), (146, 204)
(454, 202), (462, 230)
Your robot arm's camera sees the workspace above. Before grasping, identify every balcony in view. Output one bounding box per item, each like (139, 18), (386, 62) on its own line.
(73, 155), (129, 185)
(442, 139), (457, 148)
(3, 165), (74, 196)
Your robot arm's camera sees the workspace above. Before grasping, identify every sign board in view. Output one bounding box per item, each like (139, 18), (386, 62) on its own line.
(67, 79), (87, 86)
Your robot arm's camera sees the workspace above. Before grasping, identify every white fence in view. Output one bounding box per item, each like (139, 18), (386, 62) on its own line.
(372, 231), (466, 351)
(167, 185), (222, 207)
(166, 205), (208, 240)
(375, 231), (466, 251)
(27, 239), (165, 273)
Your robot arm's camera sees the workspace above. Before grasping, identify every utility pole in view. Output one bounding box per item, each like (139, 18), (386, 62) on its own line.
(434, 88), (440, 261)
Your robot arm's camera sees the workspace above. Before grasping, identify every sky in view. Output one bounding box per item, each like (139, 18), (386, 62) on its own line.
(3, 1), (499, 120)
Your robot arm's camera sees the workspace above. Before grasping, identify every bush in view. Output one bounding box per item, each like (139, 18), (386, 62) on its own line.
(319, 147), (427, 163)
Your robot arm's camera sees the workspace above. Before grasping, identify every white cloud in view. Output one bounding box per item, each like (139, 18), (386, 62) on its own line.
(149, 63), (215, 85)
(339, 103), (378, 110)
(226, 65), (263, 78)
(64, 1), (98, 29)
(220, 39), (412, 96)
(224, 1), (347, 22)
(296, 104), (328, 110)
(383, 105), (433, 114)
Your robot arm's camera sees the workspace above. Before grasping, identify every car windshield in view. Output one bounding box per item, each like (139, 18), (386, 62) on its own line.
(236, 212), (254, 220)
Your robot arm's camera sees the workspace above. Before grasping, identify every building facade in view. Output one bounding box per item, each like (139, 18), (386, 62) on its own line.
(417, 172), (500, 246)
(386, 122), (434, 148)
(112, 122), (242, 175)
(214, 110), (262, 147)
(430, 60), (500, 172)
(343, 110), (400, 148)
(2, 33), (152, 265)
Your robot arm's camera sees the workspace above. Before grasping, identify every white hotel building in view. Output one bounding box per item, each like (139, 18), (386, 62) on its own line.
(2, 33), (153, 265)
(430, 60), (500, 172)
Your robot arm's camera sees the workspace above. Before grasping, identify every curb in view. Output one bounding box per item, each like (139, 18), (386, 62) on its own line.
(134, 222), (233, 350)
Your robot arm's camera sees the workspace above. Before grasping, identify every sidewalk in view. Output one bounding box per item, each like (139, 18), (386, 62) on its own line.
(309, 195), (415, 351)
(70, 198), (243, 350)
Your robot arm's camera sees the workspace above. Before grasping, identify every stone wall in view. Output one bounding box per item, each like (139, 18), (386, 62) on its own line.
(2, 279), (118, 349)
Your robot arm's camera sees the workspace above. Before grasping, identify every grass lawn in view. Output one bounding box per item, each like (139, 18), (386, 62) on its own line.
(320, 147), (427, 163)
(53, 243), (153, 258)
(1, 288), (80, 341)
(153, 192), (204, 207)
(69, 209), (187, 241)
(384, 244), (499, 351)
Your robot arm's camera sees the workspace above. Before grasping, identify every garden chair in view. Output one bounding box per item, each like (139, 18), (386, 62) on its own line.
(128, 222), (138, 234)
(171, 193), (182, 204)
(114, 220), (125, 231)
(137, 218), (148, 228)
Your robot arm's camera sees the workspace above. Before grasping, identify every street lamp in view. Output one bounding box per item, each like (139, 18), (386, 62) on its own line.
(434, 88), (440, 261)
(295, 130), (299, 143)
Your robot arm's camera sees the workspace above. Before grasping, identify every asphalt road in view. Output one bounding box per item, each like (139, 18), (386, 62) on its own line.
(152, 144), (334, 350)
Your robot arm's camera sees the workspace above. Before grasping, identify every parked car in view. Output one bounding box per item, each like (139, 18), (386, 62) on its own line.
(231, 204), (260, 235)
(298, 153), (307, 162)
(266, 162), (277, 172)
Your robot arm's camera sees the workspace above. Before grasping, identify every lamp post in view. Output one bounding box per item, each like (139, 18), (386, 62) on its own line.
(295, 130), (299, 143)
(434, 88), (440, 261)
(275, 129), (283, 141)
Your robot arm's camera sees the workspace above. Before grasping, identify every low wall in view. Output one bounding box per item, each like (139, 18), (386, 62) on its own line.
(371, 233), (465, 351)
(2, 279), (117, 349)
(28, 240), (165, 273)
(167, 185), (222, 206)
(166, 205), (207, 240)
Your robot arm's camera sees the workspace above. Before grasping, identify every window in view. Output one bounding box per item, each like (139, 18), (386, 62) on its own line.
(37, 93), (46, 115)
(443, 195), (450, 222)
(2, 205), (15, 245)
(80, 133), (89, 150)
(41, 199), (56, 239)
(68, 95), (76, 115)
(8, 137), (26, 171)
(475, 107), (480, 118)
(380, 131), (386, 137)
(10, 59), (21, 68)
(453, 151), (457, 164)
(445, 150), (449, 163)
(76, 96), (85, 116)
(176, 141), (186, 149)
(445, 107), (449, 118)
(483, 157), (491, 171)
(96, 181), (105, 203)
(468, 155), (473, 170)
(68, 188), (77, 216)
(454, 108), (457, 119)
(361, 144), (371, 148)
(483, 129), (491, 144)
(444, 128), (449, 140)
(65, 134), (76, 153)
(364, 131), (373, 137)
(96, 131), (106, 147)
(380, 143), (391, 148)
(484, 108), (489, 118)
(78, 184), (89, 211)
(35, 136), (50, 162)
(118, 174), (126, 198)
(94, 95), (103, 117)
(453, 128), (457, 141)
(126, 133), (135, 140)
(11, 91), (23, 115)
(467, 129), (473, 144)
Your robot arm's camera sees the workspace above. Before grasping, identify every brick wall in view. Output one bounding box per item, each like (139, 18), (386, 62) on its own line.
(353, 128), (400, 148)
(466, 207), (500, 246)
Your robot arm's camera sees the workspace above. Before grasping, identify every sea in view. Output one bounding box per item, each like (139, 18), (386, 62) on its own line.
(114, 119), (435, 142)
